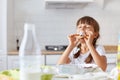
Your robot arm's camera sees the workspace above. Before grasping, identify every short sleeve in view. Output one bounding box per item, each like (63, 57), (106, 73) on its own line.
(69, 47), (79, 62)
(96, 45), (106, 56)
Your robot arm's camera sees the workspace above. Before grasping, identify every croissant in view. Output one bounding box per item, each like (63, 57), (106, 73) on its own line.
(78, 32), (88, 39)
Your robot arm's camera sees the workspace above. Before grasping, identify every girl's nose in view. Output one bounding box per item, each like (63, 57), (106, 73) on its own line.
(81, 26), (86, 31)
(81, 25), (86, 30)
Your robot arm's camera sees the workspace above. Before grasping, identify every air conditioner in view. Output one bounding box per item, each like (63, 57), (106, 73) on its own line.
(45, 0), (94, 9)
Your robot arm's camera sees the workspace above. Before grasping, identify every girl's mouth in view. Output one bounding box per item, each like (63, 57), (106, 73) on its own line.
(78, 32), (88, 39)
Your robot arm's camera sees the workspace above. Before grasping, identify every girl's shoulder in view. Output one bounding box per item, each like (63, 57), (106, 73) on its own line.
(69, 47), (80, 57)
(71, 47), (80, 54)
(96, 45), (106, 55)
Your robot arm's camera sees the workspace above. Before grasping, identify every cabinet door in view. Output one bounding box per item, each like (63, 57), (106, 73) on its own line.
(0, 56), (7, 71)
(46, 55), (61, 65)
(7, 55), (45, 69)
(41, 55), (45, 65)
(7, 55), (19, 69)
(106, 53), (117, 72)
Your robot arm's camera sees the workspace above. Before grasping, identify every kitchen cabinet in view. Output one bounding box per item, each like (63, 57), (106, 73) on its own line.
(7, 55), (19, 69)
(7, 50), (117, 72)
(106, 53), (117, 72)
(41, 55), (45, 65)
(7, 51), (61, 68)
(7, 55), (45, 69)
(0, 56), (7, 71)
(41, 50), (63, 65)
(45, 53), (117, 72)
(45, 54), (61, 65)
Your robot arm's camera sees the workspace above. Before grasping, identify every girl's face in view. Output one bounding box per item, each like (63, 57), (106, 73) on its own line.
(77, 23), (94, 34)
(76, 23), (98, 43)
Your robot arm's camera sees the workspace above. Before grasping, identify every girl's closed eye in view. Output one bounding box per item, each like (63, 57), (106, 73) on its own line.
(77, 26), (82, 29)
(85, 25), (94, 31)
(85, 25), (91, 28)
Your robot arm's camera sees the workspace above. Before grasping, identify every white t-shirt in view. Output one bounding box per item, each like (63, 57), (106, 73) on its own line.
(69, 45), (106, 64)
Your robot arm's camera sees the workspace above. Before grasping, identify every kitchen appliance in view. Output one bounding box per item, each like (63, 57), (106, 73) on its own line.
(45, 45), (67, 51)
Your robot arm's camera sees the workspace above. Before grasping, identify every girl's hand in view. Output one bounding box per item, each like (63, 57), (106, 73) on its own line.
(68, 34), (81, 47)
(84, 31), (94, 46)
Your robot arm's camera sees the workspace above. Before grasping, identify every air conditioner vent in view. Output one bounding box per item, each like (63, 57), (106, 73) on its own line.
(45, 0), (94, 9)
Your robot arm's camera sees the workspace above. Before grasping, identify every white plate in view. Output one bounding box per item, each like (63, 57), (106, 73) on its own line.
(57, 64), (101, 74)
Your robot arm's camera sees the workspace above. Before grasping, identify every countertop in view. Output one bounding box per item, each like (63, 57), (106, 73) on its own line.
(8, 50), (64, 55)
(8, 45), (117, 55)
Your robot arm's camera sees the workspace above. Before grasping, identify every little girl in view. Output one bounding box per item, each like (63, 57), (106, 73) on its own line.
(57, 16), (107, 71)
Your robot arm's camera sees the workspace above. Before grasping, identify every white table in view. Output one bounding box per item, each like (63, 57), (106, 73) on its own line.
(51, 71), (114, 80)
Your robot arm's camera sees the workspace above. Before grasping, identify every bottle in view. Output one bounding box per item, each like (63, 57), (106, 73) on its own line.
(117, 33), (120, 80)
(19, 23), (41, 80)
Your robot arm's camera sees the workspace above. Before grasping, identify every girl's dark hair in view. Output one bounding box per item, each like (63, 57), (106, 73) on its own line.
(74, 16), (100, 63)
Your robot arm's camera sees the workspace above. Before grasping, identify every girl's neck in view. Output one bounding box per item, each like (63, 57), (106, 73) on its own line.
(80, 43), (89, 54)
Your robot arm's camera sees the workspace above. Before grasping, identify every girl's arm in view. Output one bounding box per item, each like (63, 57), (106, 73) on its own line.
(85, 31), (107, 71)
(88, 44), (107, 71)
(57, 45), (74, 64)
(57, 33), (81, 64)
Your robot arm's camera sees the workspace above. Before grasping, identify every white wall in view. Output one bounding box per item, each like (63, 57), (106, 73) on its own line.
(7, 0), (120, 51)
(0, 0), (7, 54)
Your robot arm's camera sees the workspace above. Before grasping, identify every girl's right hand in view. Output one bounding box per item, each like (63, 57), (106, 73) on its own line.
(68, 33), (81, 47)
